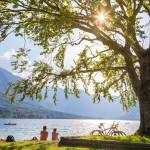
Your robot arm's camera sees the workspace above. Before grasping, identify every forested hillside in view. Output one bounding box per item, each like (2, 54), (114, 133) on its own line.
(0, 67), (139, 120)
(0, 68), (93, 119)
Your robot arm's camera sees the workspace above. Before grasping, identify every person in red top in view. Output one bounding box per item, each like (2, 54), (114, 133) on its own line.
(52, 128), (59, 141)
(40, 126), (48, 140)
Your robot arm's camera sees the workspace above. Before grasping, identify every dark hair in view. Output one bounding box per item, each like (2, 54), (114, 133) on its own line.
(53, 128), (57, 132)
(43, 126), (47, 131)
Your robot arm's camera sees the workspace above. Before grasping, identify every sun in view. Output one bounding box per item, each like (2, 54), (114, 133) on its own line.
(97, 14), (105, 21)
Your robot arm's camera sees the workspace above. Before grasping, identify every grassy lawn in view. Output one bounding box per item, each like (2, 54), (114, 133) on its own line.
(1, 136), (150, 150)
(0, 140), (108, 150)
(78, 135), (150, 143)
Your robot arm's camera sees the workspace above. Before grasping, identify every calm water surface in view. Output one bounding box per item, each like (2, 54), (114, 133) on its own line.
(0, 119), (139, 141)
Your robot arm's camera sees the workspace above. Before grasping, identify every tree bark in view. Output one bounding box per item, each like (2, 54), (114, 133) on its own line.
(138, 96), (150, 136)
(137, 54), (150, 136)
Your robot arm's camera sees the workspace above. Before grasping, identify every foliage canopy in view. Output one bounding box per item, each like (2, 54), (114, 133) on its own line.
(0, 0), (150, 111)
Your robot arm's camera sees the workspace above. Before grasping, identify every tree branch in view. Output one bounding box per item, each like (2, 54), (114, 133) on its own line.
(143, 4), (150, 16)
(124, 50), (141, 96)
(134, 0), (143, 16)
(104, 71), (127, 90)
(116, 0), (128, 18)
(70, 37), (97, 46)
(48, 66), (127, 79)
(44, 1), (60, 11)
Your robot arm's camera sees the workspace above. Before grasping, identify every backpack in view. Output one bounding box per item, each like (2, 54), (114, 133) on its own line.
(6, 135), (15, 142)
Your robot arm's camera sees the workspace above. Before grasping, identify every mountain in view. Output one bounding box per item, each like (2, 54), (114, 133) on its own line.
(38, 89), (124, 118)
(0, 67), (140, 120)
(0, 67), (20, 91)
(0, 68), (93, 119)
(120, 103), (140, 120)
(37, 89), (140, 120)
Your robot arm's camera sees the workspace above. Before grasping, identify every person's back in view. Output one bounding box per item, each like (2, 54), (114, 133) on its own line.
(40, 126), (48, 140)
(52, 128), (59, 141)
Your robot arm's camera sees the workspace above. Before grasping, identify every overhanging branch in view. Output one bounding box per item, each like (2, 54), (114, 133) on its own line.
(70, 37), (97, 46)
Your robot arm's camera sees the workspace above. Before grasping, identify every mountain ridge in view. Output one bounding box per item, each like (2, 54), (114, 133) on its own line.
(0, 67), (139, 120)
(0, 68), (96, 119)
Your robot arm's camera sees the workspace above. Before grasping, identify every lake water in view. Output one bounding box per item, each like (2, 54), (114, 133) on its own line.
(0, 119), (139, 141)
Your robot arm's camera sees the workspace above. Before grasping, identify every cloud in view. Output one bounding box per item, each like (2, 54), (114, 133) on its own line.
(0, 49), (16, 72)
(0, 49), (33, 78)
(0, 47), (119, 95)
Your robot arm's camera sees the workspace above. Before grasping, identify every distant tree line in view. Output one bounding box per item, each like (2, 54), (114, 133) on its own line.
(0, 107), (89, 119)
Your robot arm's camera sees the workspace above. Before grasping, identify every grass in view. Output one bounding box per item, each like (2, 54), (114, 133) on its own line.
(78, 135), (150, 143)
(0, 140), (108, 150)
(0, 136), (150, 150)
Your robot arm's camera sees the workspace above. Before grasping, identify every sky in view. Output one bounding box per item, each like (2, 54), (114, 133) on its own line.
(0, 31), (103, 78)
(0, 32), (104, 94)
(0, 8), (149, 94)
(0, 33), (79, 77)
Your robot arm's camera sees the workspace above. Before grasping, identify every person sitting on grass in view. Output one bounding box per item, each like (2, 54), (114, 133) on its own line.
(40, 126), (48, 141)
(52, 128), (59, 141)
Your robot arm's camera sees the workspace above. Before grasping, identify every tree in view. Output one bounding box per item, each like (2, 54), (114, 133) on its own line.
(0, 0), (150, 135)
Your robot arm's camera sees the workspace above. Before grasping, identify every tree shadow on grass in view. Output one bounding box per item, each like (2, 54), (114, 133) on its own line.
(58, 142), (148, 150)
(37, 141), (58, 150)
(58, 142), (111, 150)
(0, 141), (57, 150)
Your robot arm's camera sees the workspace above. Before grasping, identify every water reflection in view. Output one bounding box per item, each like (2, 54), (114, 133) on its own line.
(0, 119), (140, 141)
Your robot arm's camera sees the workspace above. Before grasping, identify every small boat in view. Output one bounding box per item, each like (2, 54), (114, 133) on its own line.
(4, 122), (16, 125)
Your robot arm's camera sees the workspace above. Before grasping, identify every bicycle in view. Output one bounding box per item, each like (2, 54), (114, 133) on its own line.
(90, 121), (126, 136)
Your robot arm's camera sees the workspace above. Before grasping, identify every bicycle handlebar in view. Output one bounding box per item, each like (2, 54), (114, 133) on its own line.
(99, 121), (120, 129)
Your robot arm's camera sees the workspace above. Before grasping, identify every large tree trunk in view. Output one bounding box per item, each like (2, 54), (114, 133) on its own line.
(137, 54), (150, 136)
(138, 96), (150, 136)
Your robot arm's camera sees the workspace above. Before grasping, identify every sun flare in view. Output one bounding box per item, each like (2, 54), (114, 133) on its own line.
(98, 14), (105, 21)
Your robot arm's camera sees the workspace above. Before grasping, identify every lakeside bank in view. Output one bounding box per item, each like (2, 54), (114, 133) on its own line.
(1, 135), (150, 150)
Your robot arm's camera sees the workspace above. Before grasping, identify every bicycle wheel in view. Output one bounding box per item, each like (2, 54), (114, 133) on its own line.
(110, 131), (126, 136)
(90, 130), (104, 135)
(117, 131), (126, 136)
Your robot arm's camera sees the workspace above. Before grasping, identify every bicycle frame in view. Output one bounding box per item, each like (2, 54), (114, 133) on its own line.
(98, 122), (119, 135)
(90, 121), (126, 136)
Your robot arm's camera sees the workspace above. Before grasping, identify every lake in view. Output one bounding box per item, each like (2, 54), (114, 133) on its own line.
(0, 119), (139, 141)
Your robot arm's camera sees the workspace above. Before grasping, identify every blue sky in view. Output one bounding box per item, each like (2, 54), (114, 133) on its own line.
(0, 33), (90, 79)
(0, 34), (41, 77)
(0, 29), (103, 79)
(0, 12), (149, 79)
